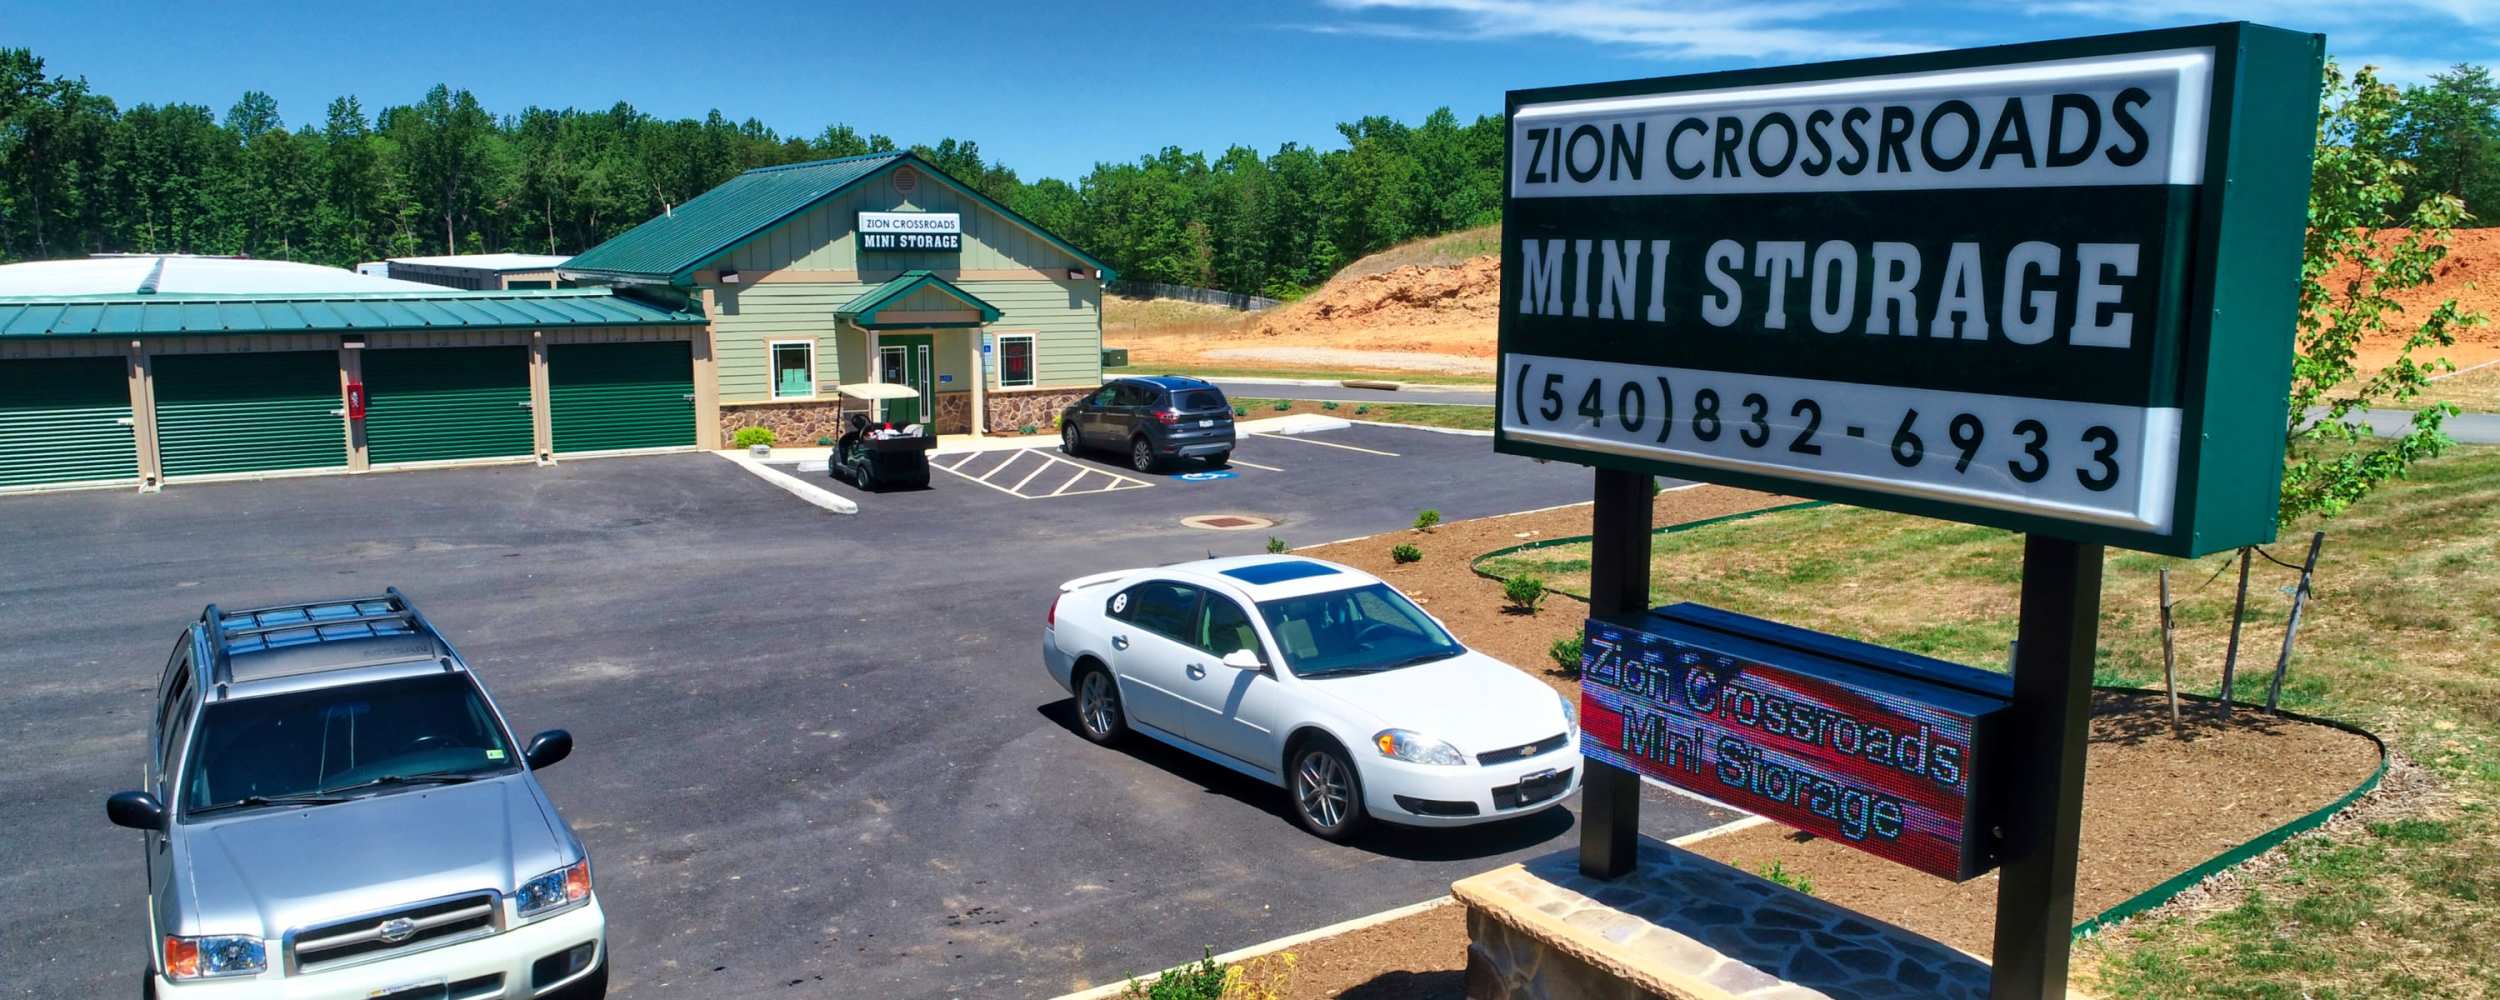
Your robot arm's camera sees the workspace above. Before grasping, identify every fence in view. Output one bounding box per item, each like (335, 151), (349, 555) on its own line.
(1107, 280), (1282, 312)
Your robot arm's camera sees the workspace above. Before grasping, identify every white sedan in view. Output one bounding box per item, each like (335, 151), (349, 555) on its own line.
(1043, 555), (1581, 840)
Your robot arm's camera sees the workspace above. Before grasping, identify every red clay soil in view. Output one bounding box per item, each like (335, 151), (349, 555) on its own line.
(2331, 227), (2500, 371)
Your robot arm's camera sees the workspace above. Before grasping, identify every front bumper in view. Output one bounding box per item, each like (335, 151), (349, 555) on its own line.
(1362, 737), (1582, 827)
(156, 897), (605, 999)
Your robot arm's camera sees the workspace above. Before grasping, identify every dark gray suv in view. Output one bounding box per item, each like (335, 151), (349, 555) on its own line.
(1060, 375), (1235, 471)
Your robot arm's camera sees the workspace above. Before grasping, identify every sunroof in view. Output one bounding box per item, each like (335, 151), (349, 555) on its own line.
(1221, 561), (1341, 585)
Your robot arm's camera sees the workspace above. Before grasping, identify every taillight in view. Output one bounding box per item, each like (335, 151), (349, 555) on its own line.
(1046, 597), (1058, 628)
(1153, 409), (1178, 425)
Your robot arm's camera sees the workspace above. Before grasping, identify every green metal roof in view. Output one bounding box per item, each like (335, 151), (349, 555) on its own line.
(0, 288), (704, 338)
(835, 271), (1002, 327)
(559, 152), (1115, 284)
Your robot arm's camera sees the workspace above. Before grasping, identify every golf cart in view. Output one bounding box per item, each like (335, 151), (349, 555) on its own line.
(829, 382), (935, 491)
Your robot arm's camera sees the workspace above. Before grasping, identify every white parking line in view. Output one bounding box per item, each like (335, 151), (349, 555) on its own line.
(1225, 457), (1284, 472)
(1243, 432), (1400, 457)
(930, 450), (1153, 500)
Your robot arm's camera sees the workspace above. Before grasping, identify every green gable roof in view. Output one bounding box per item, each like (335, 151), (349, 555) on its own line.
(0, 288), (703, 338)
(835, 271), (1002, 328)
(560, 151), (1115, 284)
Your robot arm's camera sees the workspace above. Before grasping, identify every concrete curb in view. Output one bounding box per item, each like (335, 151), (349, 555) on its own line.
(718, 453), (858, 514)
(1045, 896), (1461, 1000)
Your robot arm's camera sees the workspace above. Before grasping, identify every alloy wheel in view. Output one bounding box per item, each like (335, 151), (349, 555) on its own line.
(1079, 671), (1118, 738)
(1295, 749), (1353, 831)
(1062, 425), (1080, 455)
(1131, 439), (1154, 472)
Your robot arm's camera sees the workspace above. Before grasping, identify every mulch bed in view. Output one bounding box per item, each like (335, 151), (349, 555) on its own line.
(1231, 495), (2385, 996)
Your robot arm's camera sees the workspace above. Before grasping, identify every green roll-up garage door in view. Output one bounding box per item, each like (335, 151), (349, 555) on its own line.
(549, 341), (697, 453)
(155, 351), (346, 478)
(363, 346), (534, 465)
(0, 356), (139, 488)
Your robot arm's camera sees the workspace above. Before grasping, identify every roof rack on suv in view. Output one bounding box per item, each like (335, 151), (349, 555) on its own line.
(200, 586), (452, 688)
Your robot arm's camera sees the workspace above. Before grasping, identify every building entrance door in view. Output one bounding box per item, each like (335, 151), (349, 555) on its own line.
(877, 334), (933, 425)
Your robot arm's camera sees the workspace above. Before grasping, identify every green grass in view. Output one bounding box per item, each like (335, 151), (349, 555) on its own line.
(2423, 364), (2500, 414)
(1232, 396), (1494, 431)
(1478, 446), (2500, 997)
(1107, 364), (1492, 387)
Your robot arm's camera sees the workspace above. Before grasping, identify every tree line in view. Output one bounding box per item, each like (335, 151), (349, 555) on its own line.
(0, 48), (1499, 297)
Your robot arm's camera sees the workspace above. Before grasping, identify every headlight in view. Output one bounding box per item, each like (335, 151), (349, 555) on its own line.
(516, 859), (593, 919)
(163, 934), (265, 980)
(1374, 729), (1468, 766)
(1558, 692), (1580, 734)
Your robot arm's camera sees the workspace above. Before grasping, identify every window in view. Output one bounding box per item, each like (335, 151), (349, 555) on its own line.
(997, 334), (1035, 389)
(1174, 388), (1226, 412)
(1109, 581), (1200, 641)
(1117, 382), (1158, 407)
(1256, 583), (1465, 678)
(182, 673), (518, 815)
(1198, 595), (1263, 664)
(1089, 386), (1118, 407)
(770, 341), (815, 399)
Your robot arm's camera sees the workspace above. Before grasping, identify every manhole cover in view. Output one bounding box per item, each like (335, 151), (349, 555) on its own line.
(1181, 514), (1276, 531)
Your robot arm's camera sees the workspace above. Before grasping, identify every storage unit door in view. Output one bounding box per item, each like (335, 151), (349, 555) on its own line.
(0, 356), (139, 488)
(362, 346), (534, 465)
(549, 341), (697, 454)
(154, 351), (347, 478)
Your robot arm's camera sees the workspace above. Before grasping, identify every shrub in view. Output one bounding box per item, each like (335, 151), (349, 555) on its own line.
(816, 436), (834, 447)
(1122, 951), (1227, 1000)
(1503, 574), (1547, 612)
(1266, 536), (1288, 554)
(1271, 400), (1291, 411)
(731, 427), (777, 449)
(1020, 423), (1039, 435)
(1321, 400), (1339, 410)
(1549, 634), (1584, 676)
(1355, 404), (1369, 415)
(1758, 860), (1816, 896)
(1412, 508), (1441, 532)
(1390, 543), (1423, 564)
(1234, 405), (1248, 417)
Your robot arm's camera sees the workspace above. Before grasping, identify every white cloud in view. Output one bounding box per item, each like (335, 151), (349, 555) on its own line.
(2020, 0), (2485, 29)
(1303, 0), (1940, 62)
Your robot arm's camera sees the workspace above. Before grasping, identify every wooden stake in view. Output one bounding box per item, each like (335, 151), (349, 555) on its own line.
(2217, 547), (2251, 716)
(2265, 532), (2326, 714)
(2158, 569), (2180, 733)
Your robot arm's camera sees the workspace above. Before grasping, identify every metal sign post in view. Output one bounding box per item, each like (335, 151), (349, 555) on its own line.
(1988, 536), (2104, 999)
(1579, 467), (1652, 879)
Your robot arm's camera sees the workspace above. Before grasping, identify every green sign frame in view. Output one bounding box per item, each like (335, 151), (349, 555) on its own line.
(1494, 22), (2323, 557)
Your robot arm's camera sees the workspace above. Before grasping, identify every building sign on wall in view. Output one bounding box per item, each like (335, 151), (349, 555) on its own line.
(1494, 24), (2323, 557)
(859, 211), (962, 252)
(1580, 605), (2010, 881)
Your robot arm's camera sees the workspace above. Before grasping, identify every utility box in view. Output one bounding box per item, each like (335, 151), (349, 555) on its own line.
(1101, 348), (1129, 369)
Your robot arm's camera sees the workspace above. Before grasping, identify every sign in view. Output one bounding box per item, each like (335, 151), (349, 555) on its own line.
(1580, 604), (2009, 880)
(1494, 24), (2323, 557)
(1178, 470), (1237, 482)
(344, 381), (366, 421)
(859, 211), (962, 252)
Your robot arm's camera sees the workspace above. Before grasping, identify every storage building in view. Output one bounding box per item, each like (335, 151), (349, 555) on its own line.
(0, 255), (713, 494)
(560, 151), (1114, 440)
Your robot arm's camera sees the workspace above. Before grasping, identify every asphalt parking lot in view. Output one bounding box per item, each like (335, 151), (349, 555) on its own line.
(0, 421), (1734, 999)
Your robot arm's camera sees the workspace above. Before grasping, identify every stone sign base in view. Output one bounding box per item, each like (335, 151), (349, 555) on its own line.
(1453, 839), (1993, 1000)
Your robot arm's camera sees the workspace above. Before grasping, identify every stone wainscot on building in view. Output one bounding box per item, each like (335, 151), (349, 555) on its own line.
(560, 151), (1117, 445)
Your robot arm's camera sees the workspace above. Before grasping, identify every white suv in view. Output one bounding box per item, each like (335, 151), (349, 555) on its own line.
(1043, 556), (1580, 840)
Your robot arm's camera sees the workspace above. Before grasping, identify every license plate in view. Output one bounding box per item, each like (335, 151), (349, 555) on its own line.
(1520, 768), (1562, 790)
(1197, 419), (1213, 428)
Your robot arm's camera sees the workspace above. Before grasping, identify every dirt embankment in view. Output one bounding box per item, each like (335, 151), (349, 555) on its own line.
(2329, 228), (2500, 372)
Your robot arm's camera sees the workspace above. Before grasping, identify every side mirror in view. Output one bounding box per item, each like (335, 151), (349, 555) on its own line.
(1220, 648), (1265, 672)
(523, 730), (573, 770)
(107, 790), (167, 831)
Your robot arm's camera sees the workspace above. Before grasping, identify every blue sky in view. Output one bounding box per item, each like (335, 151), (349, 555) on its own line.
(6, 1), (2488, 182)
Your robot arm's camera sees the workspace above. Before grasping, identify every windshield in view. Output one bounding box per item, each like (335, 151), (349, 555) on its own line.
(181, 672), (517, 815)
(1257, 583), (1466, 678)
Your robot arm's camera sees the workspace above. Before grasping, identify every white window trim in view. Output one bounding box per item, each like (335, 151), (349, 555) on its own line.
(768, 339), (819, 400)
(995, 332), (1037, 389)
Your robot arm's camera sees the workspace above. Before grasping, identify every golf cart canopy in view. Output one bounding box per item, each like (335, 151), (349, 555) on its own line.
(836, 382), (922, 402)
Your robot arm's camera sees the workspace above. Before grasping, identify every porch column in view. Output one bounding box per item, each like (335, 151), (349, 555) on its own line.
(970, 325), (987, 436)
(867, 327), (883, 423)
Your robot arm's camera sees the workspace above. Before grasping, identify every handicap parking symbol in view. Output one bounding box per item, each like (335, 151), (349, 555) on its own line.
(1178, 470), (1238, 482)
